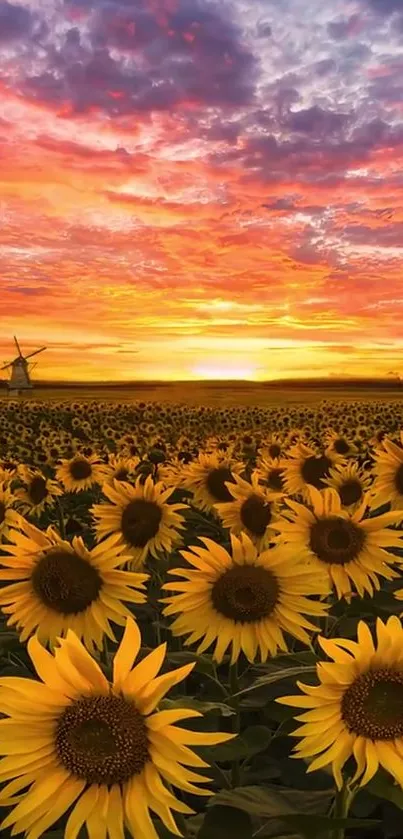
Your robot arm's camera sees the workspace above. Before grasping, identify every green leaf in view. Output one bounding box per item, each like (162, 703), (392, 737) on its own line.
(0, 630), (21, 653)
(234, 666), (317, 697)
(197, 806), (253, 839)
(250, 651), (318, 672)
(264, 814), (380, 839)
(367, 768), (403, 810)
(208, 786), (379, 839)
(199, 726), (272, 762)
(165, 651), (217, 678)
(208, 785), (334, 818)
(160, 697), (235, 717)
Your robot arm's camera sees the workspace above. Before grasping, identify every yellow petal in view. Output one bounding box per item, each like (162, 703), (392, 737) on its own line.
(122, 644), (167, 697)
(136, 663), (195, 715)
(65, 786), (100, 839)
(23, 777), (85, 839)
(112, 616), (141, 688)
(27, 636), (76, 697)
(106, 784), (125, 839)
(57, 632), (109, 692)
(147, 710), (202, 731)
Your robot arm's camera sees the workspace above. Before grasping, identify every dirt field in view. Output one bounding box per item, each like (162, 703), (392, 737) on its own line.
(1, 381), (403, 406)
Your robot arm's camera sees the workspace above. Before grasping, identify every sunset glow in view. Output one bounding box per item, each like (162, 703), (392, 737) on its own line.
(1, 0), (403, 381)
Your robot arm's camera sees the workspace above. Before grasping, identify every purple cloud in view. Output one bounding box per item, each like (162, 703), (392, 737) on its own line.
(287, 105), (349, 137)
(327, 14), (361, 40)
(18, 0), (259, 115)
(0, 0), (37, 42)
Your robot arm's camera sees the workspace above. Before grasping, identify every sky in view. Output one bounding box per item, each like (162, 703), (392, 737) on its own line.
(0, 0), (403, 382)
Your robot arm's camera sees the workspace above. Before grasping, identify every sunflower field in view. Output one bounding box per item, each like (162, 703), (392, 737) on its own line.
(1, 396), (403, 839)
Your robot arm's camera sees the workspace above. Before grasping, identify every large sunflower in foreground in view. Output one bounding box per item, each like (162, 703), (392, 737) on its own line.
(0, 482), (21, 541)
(0, 516), (148, 651)
(0, 617), (234, 839)
(369, 431), (403, 511)
(55, 454), (110, 493)
(277, 617), (403, 791)
(178, 450), (245, 516)
(91, 475), (188, 570)
(213, 470), (284, 552)
(281, 442), (345, 502)
(271, 486), (403, 600)
(162, 532), (330, 664)
(14, 465), (63, 516)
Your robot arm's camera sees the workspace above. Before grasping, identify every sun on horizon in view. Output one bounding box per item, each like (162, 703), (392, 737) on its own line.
(0, 0), (402, 382)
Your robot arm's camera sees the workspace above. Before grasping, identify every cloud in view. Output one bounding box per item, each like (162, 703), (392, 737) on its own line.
(17, 0), (259, 116)
(343, 223), (403, 247)
(287, 105), (349, 137)
(1, 0), (403, 381)
(0, 0), (39, 42)
(327, 14), (361, 40)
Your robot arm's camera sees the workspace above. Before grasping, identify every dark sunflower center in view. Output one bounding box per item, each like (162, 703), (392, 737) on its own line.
(394, 463), (403, 496)
(301, 455), (332, 489)
(28, 476), (48, 505)
(205, 467), (236, 502)
(31, 549), (102, 614)
(115, 469), (129, 481)
(55, 694), (150, 784)
(121, 499), (162, 547)
(211, 564), (279, 622)
(0, 501), (5, 525)
(333, 439), (350, 455)
(267, 469), (284, 491)
(309, 517), (366, 565)
(268, 443), (281, 458)
(342, 668), (403, 739)
(240, 494), (272, 536)
(70, 459), (92, 480)
(339, 479), (363, 507)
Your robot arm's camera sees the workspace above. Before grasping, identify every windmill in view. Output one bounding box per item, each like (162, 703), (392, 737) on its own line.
(0, 337), (47, 394)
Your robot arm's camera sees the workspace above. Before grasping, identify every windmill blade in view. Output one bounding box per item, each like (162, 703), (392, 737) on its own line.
(25, 346), (47, 360)
(0, 361), (12, 371)
(14, 336), (23, 357)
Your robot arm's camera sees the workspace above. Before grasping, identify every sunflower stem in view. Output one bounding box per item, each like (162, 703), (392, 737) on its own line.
(229, 661), (241, 787)
(331, 783), (355, 839)
(56, 497), (66, 540)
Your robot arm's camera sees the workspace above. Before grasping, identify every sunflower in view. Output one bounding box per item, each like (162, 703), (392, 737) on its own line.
(179, 450), (245, 517)
(323, 429), (358, 458)
(271, 486), (403, 599)
(104, 454), (141, 487)
(14, 465), (63, 516)
(0, 516), (148, 651)
(258, 433), (286, 460)
(213, 470), (283, 552)
(255, 454), (288, 493)
(162, 532), (330, 664)
(91, 475), (188, 570)
(369, 431), (403, 511)
(0, 482), (21, 542)
(0, 466), (15, 485)
(282, 442), (345, 502)
(0, 617), (234, 839)
(323, 460), (372, 513)
(56, 454), (110, 493)
(277, 616), (403, 791)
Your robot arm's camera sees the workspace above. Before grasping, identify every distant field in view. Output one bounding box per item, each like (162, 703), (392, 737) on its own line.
(1, 381), (403, 406)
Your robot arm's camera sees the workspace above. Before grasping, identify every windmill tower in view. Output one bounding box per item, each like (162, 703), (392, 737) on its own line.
(0, 337), (47, 395)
